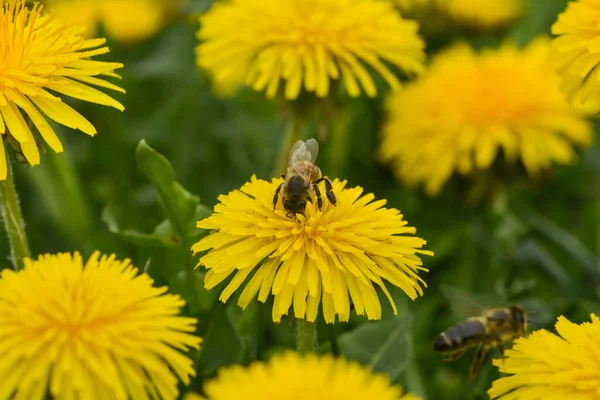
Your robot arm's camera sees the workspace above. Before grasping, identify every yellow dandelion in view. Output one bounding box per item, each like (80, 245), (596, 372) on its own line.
(552, 0), (600, 110)
(196, 0), (426, 100)
(44, 0), (183, 43)
(0, 251), (202, 400)
(0, 0), (124, 180)
(489, 314), (600, 400)
(184, 352), (423, 400)
(441, 0), (522, 29)
(192, 176), (432, 324)
(393, 0), (522, 30)
(379, 38), (593, 196)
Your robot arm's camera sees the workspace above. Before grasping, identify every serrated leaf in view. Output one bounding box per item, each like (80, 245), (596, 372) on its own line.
(101, 205), (179, 247)
(136, 139), (200, 243)
(337, 315), (412, 381)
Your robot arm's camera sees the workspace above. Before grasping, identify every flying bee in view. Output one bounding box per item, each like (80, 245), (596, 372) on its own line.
(433, 285), (528, 380)
(273, 138), (336, 217)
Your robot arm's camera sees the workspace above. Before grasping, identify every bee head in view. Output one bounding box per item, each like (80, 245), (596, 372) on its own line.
(510, 306), (527, 336)
(283, 198), (307, 214)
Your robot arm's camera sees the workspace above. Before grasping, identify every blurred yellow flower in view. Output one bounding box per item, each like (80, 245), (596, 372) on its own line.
(0, 0), (124, 180)
(394, 0), (522, 30)
(552, 0), (600, 111)
(0, 251), (202, 400)
(489, 314), (600, 400)
(192, 176), (432, 324)
(380, 38), (593, 196)
(44, 0), (182, 43)
(442, 0), (522, 29)
(196, 0), (426, 99)
(184, 352), (423, 400)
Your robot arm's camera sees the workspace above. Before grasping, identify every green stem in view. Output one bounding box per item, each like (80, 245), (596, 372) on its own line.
(272, 114), (304, 177)
(296, 319), (317, 354)
(0, 158), (31, 270)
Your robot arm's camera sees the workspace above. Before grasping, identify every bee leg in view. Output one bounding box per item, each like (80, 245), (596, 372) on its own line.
(280, 174), (286, 179)
(469, 343), (488, 382)
(313, 183), (323, 210)
(273, 183), (284, 211)
(496, 343), (505, 361)
(314, 177), (336, 206)
(492, 332), (506, 361)
(442, 351), (463, 362)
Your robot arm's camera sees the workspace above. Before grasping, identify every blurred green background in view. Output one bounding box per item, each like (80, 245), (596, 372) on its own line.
(2, 0), (599, 399)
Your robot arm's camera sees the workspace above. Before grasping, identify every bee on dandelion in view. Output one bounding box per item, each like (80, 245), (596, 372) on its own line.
(274, 139), (336, 217)
(192, 138), (433, 324)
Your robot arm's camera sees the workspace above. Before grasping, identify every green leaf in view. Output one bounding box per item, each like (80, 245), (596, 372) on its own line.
(526, 210), (599, 281)
(169, 270), (218, 315)
(101, 205), (179, 247)
(135, 139), (201, 243)
(337, 315), (412, 381)
(514, 239), (576, 296)
(198, 304), (245, 376)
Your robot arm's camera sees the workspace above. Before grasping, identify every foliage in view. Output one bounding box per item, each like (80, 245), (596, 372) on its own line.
(2, 0), (599, 399)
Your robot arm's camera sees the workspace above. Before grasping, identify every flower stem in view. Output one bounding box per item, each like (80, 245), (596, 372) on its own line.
(296, 319), (317, 354)
(0, 158), (31, 270)
(272, 114), (304, 177)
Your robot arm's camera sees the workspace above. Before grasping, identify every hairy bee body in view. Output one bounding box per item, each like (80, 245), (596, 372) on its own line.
(273, 139), (336, 216)
(433, 306), (527, 380)
(433, 317), (487, 353)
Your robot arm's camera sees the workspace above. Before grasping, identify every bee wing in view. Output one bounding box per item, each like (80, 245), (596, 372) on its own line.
(440, 284), (499, 318)
(288, 139), (319, 166)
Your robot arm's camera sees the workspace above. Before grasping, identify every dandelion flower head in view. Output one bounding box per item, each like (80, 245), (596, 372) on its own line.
(394, 0), (522, 30)
(196, 0), (426, 100)
(184, 352), (423, 400)
(552, 0), (600, 111)
(45, 0), (183, 43)
(379, 38), (592, 196)
(0, 251), (202, 400)
(489, 314), (600, 400)
(0, 0), (124, 180)
(192, 176), (432, 324)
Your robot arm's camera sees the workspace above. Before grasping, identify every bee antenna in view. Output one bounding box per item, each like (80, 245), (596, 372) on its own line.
(526, 319), (539, 327)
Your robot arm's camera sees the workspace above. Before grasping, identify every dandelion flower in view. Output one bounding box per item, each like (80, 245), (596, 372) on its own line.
(394, 0), (522, 30)
(380, 38), (593, 196)
(45, 0), (183, 43)
(441, 0), (522, 29)
(489, 314), (600, 400)
(184, 352), (423, 400)
(0, 0), (124, 180)
(552, 0), (600, 110)
(0, 251), (202, 400)
(192, 176), (432, 324)
(196, 0), (426, 100)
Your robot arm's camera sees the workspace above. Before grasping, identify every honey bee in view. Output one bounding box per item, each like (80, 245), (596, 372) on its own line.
(433, 286), (527, 380)
(273, 138), (336, 217)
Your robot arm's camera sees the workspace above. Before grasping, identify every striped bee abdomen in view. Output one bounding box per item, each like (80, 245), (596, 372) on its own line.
(433, 319), (486, 353)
